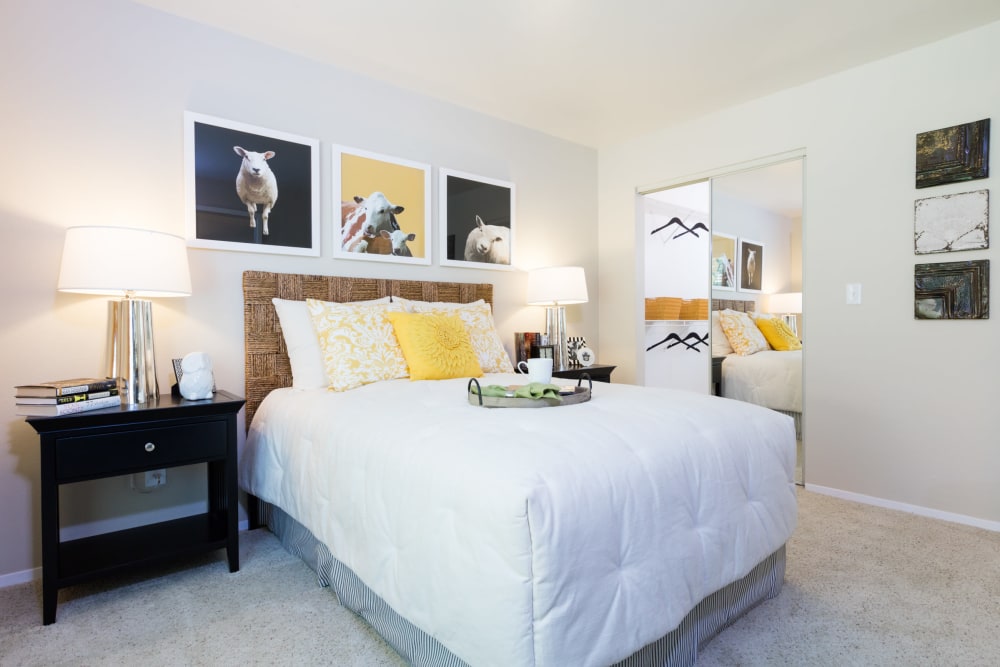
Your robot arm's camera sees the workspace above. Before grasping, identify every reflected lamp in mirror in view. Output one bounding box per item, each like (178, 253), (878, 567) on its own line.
(526, 266), (588, 371)
(766, 291), (802, 337)
(57, 226), (192, 405)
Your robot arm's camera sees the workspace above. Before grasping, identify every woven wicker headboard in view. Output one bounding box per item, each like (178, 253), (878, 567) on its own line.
(712, 299), (756, 313)
(242, 270), (494, 427)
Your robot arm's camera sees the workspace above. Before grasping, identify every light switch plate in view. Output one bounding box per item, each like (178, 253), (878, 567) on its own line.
(846, 283), (862, 305)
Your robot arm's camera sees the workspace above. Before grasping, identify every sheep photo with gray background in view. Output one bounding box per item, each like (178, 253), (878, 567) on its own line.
(440, 169), (514, 269)
(185, 112), (319, 255)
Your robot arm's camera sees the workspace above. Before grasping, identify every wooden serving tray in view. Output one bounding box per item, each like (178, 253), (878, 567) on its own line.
(467, 377), (592, 408)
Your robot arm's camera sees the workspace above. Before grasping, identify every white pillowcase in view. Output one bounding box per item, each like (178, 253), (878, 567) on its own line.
(306, 299), (408, 391)
(711, 311), (734, 357)
(272, 297), (391, 389)
(718, 309), (771, 356)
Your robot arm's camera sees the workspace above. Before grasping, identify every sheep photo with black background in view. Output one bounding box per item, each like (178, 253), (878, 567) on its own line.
(189, 114), (318, 253)
(441, 171), (514, 268)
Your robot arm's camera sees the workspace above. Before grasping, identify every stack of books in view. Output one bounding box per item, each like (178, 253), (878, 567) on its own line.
(14, 378), (121, 416)
(514, 332), (545, 368)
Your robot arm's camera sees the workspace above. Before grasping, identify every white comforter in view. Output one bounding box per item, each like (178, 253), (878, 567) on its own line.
(722, 350), (802, 413)
(240, 375), (797, 667)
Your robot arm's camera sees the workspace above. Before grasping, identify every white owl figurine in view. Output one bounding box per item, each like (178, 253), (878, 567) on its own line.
(179, 351), (214, 400)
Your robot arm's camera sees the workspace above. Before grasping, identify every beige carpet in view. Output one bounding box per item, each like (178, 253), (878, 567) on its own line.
(1, 489), (998, 666)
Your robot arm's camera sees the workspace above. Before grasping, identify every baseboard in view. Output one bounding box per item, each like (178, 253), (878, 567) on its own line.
(0, 567), (39, 588)
(805, 483), (1000, 532)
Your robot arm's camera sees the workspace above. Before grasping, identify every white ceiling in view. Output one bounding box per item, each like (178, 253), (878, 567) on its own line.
(134, 0), (1000, 148)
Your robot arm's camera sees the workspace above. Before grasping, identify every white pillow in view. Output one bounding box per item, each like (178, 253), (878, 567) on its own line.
(272, 296), (391, 389)
(306, 299), (408, 391)
(718, 309), (771, 356)
(711, 311), (734, 357)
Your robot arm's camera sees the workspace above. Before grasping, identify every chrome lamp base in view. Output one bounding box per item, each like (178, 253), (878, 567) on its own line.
(107, 298), (159, 405)
(545, 305), (569, 371)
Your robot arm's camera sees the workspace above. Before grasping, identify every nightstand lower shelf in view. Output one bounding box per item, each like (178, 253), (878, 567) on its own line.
(58, 512), (231, 585)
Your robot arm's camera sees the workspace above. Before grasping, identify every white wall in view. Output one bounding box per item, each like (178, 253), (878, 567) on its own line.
(599, 22), (1000, 525)
(712, 190), (795, 300)
(0, 0), (598, 581)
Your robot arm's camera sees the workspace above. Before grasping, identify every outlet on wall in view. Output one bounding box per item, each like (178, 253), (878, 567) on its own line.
(131, 468), (167, 493)
(145, 469), (166, 487)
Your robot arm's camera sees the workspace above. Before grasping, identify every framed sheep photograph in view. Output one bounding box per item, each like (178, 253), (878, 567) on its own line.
(332, 145), (431, 265)
(737, 238), (764, 293)
(711, 232), (737, 291)
(439, 168), (515, 270)
(184, 112), (319, 256)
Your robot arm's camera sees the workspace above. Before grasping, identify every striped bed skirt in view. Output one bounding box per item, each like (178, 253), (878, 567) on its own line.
(263, 503), (786, 666)
(774, 409), (802, 440)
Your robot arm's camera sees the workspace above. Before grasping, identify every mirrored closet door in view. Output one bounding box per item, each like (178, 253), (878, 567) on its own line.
(640, 158), (804, 483)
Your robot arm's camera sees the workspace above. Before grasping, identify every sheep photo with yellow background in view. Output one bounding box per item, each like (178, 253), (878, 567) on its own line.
(333, 147), (431, 265)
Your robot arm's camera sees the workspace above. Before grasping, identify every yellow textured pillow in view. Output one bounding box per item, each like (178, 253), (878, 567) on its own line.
(402, 299), (514, 373)
(306, 299), (408, 391)
(718, 309), (771, 356)
(755, 317), (802, 351)
(385, 312), (483, 380)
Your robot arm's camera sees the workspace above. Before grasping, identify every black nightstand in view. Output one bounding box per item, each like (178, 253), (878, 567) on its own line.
(552, 364), (617, 383)
(26, 390), (245, 624)
(712, 356), (725, 396)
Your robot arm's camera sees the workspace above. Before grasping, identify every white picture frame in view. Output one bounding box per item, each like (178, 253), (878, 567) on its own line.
(711, 231), (738, 291)
(439, 168), (515, 270)
(332, 145), (431, 265)
(184, 112), (320, 256)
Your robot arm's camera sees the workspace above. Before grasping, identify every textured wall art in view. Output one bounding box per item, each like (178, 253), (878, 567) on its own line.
(914, 260), (989, 319)
(915, 118), (990, 189)
(914, 189), (989, 254)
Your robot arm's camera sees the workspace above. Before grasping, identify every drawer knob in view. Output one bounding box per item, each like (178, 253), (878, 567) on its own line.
(144, 442), (156, 453)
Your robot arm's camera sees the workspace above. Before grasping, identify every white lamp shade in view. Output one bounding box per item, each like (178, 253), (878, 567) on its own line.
(767, 292), (802, 314)
(57, 226), (192, 297)
(526, 266), (589, 305)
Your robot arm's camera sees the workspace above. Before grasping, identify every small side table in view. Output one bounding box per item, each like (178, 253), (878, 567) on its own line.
(27, 390), (245, 624)
(712, 356), (725, 396)
(552, 364), (616, 383)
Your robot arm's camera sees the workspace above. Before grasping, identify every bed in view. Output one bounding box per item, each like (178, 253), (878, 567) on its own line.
(240, 271), (797, 667)
(712, 299), (802, 437)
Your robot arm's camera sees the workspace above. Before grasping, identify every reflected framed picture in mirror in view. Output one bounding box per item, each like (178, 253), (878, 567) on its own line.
(712, 232), (737, 291)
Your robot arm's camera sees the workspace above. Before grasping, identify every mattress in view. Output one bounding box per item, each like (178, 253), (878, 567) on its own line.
(721, 350), (802, 413)
(239, 374), (797, 667)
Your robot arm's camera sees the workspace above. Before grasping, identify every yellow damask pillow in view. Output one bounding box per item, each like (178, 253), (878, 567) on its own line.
(718, 309), (771, 356)
(385, 312), (483, 380)
(755, 317), (802, 351)
(401, 299), (514, 373)
(306, 299), (408, 391)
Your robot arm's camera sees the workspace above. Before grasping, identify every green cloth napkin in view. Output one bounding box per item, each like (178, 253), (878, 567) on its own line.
(477, 382), (563, 400)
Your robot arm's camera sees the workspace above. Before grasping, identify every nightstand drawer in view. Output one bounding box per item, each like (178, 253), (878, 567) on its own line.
(56, 421), (227, 480)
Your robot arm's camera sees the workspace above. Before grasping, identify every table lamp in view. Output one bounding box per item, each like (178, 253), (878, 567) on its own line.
(526, 266), (588, 371)
(767, 291), (802, 337)
(57, 226), (192, 405)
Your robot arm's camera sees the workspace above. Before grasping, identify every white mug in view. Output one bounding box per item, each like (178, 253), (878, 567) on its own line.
(516, 357), (553, 384)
